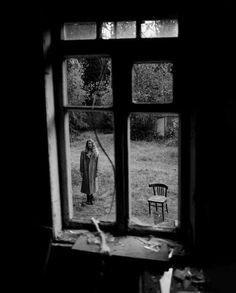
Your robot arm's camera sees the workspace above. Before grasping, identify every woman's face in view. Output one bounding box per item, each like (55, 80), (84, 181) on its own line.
(87, 141), (93, 150)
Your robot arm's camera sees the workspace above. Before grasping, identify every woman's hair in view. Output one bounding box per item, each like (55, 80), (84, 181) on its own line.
(85, 139), (99, 156)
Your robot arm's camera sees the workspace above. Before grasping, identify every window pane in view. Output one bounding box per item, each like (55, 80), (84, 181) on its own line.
(64, 22), (96, 40)
(132, 62), (173, 104)
(141, 20), (178, 38)
(129, 113), (179, 229)
(66, 56), (112, 106)
(101, 21), (136, 39)
(117, 21), (136, 38)
(101, 22), (115, 39)
(69, 110), (116, 223)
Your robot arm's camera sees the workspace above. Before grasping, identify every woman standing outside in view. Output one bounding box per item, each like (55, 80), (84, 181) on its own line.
(80, 139), (99, 205)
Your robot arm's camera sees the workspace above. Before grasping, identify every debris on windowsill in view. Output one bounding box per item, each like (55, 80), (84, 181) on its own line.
(141, 236), (187, 260)
(56, 229), (89, 243)
(56, 227), (187, 265)
(91, 217), (111, 255)
(73, 233), (177, 263)
(153, 237), (188, 260)
(168, 248), (174, 259)
(136, 237), (162, 253)
(137, 239), (174, 258)
(86, 233), (100, 245)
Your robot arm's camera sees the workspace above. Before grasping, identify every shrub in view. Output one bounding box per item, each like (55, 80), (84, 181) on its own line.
(71, 167), (81, 186)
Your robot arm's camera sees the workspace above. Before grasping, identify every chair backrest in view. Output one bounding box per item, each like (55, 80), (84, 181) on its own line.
(149, 183), (168, 197)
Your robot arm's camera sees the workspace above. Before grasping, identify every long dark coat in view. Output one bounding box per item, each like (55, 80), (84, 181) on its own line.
(80, 150), (99, 194)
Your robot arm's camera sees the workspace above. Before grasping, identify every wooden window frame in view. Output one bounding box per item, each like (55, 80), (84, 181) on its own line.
(45, 17), (195, 244)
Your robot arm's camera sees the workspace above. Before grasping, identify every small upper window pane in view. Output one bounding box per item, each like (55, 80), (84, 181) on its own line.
(101, 21), (136, 39)
(141, 20), (178, 38)
(64, 22), (96, 40)
(117, 21), (136, 39)
(66, 56), (112, 106)
(101, 22), (115, 39)
(132, 62), (173, 104)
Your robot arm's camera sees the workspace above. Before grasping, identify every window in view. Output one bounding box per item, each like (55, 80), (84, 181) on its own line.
(45, 16), (192, 240)
(63, 20), (178, 40)
(141, 20), (178, 38)
(132, 62), (174, 104)
(129, 112), (179, 229)
(64, 22), (97, 40)
(65, 55), (116, 224)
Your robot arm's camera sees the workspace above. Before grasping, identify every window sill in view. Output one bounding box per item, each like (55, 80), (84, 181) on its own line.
(54, 229), (189, 267)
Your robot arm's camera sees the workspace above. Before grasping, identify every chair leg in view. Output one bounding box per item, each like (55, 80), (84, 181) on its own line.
(166, 203), (168, 213)
(162, 204), (164, 221)
(148, 202), (151, 215)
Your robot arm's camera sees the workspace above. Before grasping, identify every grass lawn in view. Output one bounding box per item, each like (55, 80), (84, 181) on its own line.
(70, 131), (178, 229)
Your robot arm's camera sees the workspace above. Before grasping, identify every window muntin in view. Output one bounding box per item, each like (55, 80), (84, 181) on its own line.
(64, 22), (97, 40)
(66, 56), (112, 107)
(129, 113), (179, 229)
(69, 110), (116, 223)
(132, 62), (173, 104)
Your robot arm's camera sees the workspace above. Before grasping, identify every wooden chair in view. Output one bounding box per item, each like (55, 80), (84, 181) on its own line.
(148, 183), (168, 221)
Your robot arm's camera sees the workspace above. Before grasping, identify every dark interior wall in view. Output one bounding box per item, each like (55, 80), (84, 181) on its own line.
(186, 10), (236, 264)
(9, 3), (236, 291)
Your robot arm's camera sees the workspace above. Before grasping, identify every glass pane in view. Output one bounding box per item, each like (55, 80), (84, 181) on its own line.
(101, 22), (115, 39)
(141, 20), (178, 38)
(70, 110), (115, 223)
(132, 62), (173, 104)
(129, 113), (179, 229)
(66, 56), (112, 106)
(101, 21), (136, 39)
(64, 22), (96, 40)
(117, 21), (136, 38)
